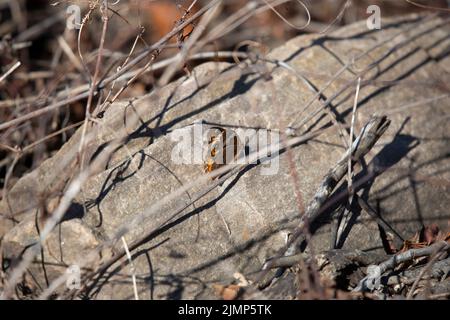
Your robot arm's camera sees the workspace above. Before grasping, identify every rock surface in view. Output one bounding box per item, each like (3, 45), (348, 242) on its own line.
(1, 14), (450, 299)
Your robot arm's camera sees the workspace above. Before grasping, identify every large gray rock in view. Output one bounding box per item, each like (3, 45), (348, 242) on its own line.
(1, 14), (450, 299)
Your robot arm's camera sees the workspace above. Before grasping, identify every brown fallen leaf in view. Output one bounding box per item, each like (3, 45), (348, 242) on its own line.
(421, 223), (440, 244)
(400, 224), (443, 252)
(213, 284), (242, 300)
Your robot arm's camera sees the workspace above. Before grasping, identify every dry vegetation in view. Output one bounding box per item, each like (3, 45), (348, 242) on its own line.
(0, 0), (449, 300)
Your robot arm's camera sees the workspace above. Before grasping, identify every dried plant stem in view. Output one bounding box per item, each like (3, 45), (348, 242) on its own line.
(158, 2), (222, 86)
(121, 237), (139, 301)
(406, 246), (448, 299)
(0, 61), (21, 83)
(257, 115), (390, 287)
(39, 125), (336, 299)
(287, 14), (442, 130)
(79, 0), (109, 166)
(355, 241), (450, 292)
(0, 0), (224, 132)
(288, 116), (390, 254)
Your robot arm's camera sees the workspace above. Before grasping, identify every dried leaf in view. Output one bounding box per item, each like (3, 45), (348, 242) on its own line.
(421, 224), (440, 244)
(400, 231), (425, 252)
(213, 284), (242, 300)
(436, 230), (450, 242)
(381, 231), (398, 254)
(400, 224), (443, 252)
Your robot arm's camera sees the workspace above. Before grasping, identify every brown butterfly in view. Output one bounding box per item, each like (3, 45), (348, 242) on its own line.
(204, 127), (239, 177)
